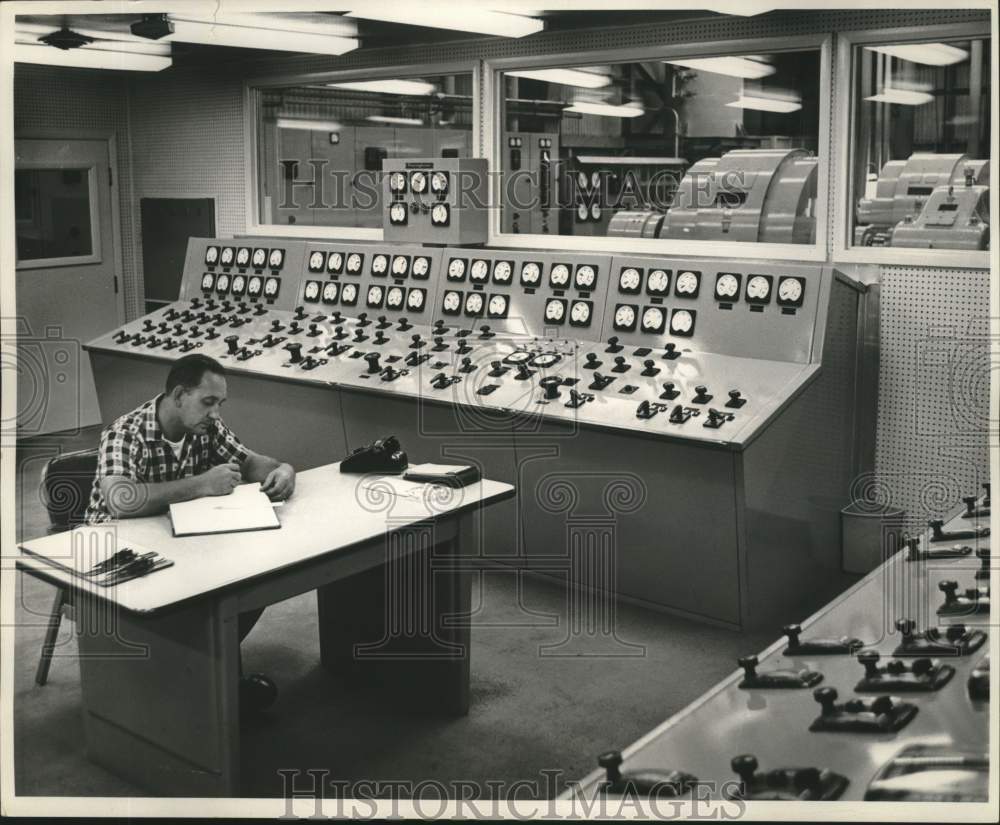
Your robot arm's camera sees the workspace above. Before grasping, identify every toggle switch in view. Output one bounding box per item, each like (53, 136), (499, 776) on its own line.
(254, 304), (267, 315)
(113, 330), (129, 344)
(353, 328), (368, 342)
(479, 325), (495, 339)
(333, 325), (347, 340)
(190, 298), (202, 310)
(433, 319), (448, 335)
(165, 308), (179, 321)
(142, 319), (155, 332)
(458, 356), (477, 374)
(204, 327), (218, 340)
(288, 321), (302, 334)
(488, 361), (508, 377)
(588, 372), (614, 391)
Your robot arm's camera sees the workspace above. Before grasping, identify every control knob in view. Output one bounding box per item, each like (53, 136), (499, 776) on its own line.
(373, 330), (388, 345)
(584, 353), (600, 369)
(605, 336), (623, 353)
(539, 375), (562, 400)
(479, 325), (494, 339)
(308, 323), (321, 337)
(254, 304), (267, 315)
(190, 298), (202, 309)
(397, 317), (412, 331)
(660, 382), (679, 400)
(333, 325), (346, 340)
(285, 342), (303, 364)
(640, 359), (659, 377)
(142, 319), (155, 332)
(294, 305), (306, 320)
(364, 352), (381, 374)
(271, 319), (283, 332)
(377, 315), (390, 330)
(225, 335), (239, 354)
(663, 342), (679, 360)
(356, 312), (371, 327)
(693, 385), (712, 403)
(410, 333), (424, 349)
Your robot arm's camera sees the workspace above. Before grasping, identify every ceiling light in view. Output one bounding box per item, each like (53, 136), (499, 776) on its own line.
(576, 155), (687, 165)
(16, 27), (171, 55)
(663, 56), (775, 79)
(345, 8), (543, 38)
(507, 68), (611, 89)
(173, 12), (358, 38)
(865, 88), (934, 106)
(366, 115), (424, 126)
(14, 43), (171, 71)
(38, 27), (93, 50)
(867, 43), (968, 66)
(130, 14), (173, 40)
(276, 118), (343, 132)
(167, 18), (357, 55)
(726, 95), (801, 113)
(328, 79), (436, 96)
(564, 101), (644, 118)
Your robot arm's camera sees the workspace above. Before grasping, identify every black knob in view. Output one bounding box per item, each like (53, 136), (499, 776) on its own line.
(946, 623), (967, 641)
(782, 624), (802, 648)
(597, 751), (623, 784)
(517, 364), (532, 380)
(364, 352), (381, 373)
(731, 754), (758, 785)
(239, 302), (249, 314)
(225, 335), (239, 354)
(737, 655), (758, 678)
(190, 298), (201, 309)
(254, 304), (267, 315)
(461, 357), (472, 368)
(309, 323), (319, 334)
(663, 342), (677, 357)
(334, 325), (345, 339)
(858, 650), (880, 675)
(643, 359), (654, 370)
(377, 315), (389, 328)
(332, 311), (344, 324)
(357, 312), (369, 326)
(911, 658), (933, 675)
(939, 580), (958, 602)
(964, 495), (978, 513)
(271, 319), (282, 331)
(607, 336), (619, 347)
(895, 618), (916, 638)
(294, 305), (306, 319)
(694, 385), (709, 400)
(814, 687), (838, 714)
(586, 353), (598, 364)
(374, 331), (387, 344)
(354, 328), (366, 340)
(285, 342), (302, 363)
(142, 319), (154, 331)
(491, 360), (502, 370)
(412, 333), (422, 344)
(539, 376), (562, 400)
(397, 317), (410, 330)
(614, 356), (626, 367)
(729, 390), (742, 403)
(173, 323), (184, 335)
(661, 382), (676, 396)
(928, 519), (945, 537)
(433, 320), (446, 331)
(871, 695), (893, 714)
(158, 322), (169, 333)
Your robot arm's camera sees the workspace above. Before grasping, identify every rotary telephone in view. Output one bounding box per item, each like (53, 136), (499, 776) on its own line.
(340, 435), (408, 474)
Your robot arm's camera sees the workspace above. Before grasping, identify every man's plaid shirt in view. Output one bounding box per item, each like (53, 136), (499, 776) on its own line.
(84, 394), (249, 523)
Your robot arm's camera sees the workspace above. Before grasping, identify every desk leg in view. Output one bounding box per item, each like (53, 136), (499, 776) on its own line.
(317, 515), (473, 715)
(75, 592), (240, 796)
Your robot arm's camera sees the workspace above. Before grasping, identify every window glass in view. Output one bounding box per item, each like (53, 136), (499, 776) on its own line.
(15, 168), (93, 260)
(255, 73), (473, 228)
(498, 50), (821, 244)
(851, 36), (990, 251)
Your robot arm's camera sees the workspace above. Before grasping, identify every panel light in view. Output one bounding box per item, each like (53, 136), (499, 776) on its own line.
(663, 56), (775, 79)
(725, 95), (801, 113)
(14, 43), (171, 71)
(367, 115), (425, 126)
(507, 68), (611, 89)
(328, 79), (436, 95)
(564, 101), (644, 118)
(865, 88), (934, 106)
(167, 19), (358, 55)
(867, 43), (968, 66)
(276, 118), (343, 132)
(345, 8), (543, 38)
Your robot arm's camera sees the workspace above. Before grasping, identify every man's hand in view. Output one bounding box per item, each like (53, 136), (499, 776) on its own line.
(261, 462), (295, 501)
(201, 461), (242, 496)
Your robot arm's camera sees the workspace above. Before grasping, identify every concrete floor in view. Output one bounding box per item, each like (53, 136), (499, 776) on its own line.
(14, 428), (780, 798)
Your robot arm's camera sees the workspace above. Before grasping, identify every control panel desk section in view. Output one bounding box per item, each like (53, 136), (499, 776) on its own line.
(18, 464), (515, 797)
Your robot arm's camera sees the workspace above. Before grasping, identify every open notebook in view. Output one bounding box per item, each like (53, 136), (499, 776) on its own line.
(169, 483), (280, 537)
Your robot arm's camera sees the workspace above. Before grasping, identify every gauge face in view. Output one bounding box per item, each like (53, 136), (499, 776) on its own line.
(269, 249), (284, 269)
(247, 276), (263, 297)
(264, 277), (280, 297)
(532, 352), (561, 368)
(464, 292), (484, 316)
(367, 285), (384, 307)
(215, 274), (230, 293)
(323, 282), (339, 303)
(614, 304), (637, 331)
(205, 246), (219, 265)
(430, 171), (449, 194)
(570, 300), (592, 326)
(386, 286), (405, 309)
(448, 258), (467, 281)
(304, 281), (321, 301)
(675, 270), (700, 297)
(746, 275), (772, 303)
(641, 306), (665, 333)
(410, 170), (427, 193)
(231, 275), (246, 295)
(574, 265), (596, 290)
(544, 298), (566, 323)
(407, 288), (425, 310)
(549, 264), (570, 288)
(470, 259), (490, 282)
(493, 260), (512, 284)
(504, 351), (532, 365)
(346, 253), (363, 274)
(389, 171), (407, 193)
(389, 202), (408, 225)
(590, 203), (602, 221)
(309, 252), (325, 272)
(372, 254), (388, 275)
(777, 276), (805, 306)
(220, 247), (234, 266)
(647, 269), (670, 296)
(412, 256), (430, 279)
(201, 273), (215, 291)
(670, 309), (695, 336)
(442, 291), (462, 314)
(619, 267), (642, 294)
(252, 248), (267, 268)
(391, 255), (409, 277)
(577, 171), (589, 189)
(488, 295), (509, 318)
(520, 262), (541, 286)
(340, 283), (358, 304)
(327, 251), (344, 273)
(576, 203), (589, 221)
(715, 273), (741, 300)
(236, 248), (250, 267)
(431, 203), (449, 225)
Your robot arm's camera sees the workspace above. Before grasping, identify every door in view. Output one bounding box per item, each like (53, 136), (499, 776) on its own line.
(14, 138), (121, 435)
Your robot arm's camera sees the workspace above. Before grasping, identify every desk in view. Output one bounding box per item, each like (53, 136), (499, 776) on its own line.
(18, 463), (514, 796)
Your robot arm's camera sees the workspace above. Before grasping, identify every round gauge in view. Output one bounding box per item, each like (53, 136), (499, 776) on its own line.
(201, 273), (214, 290)
(269, 249), (284, 268)
(493, 261), (512, 283)
(264, 277), (279, 297)
(232, 275), (246, 294)
(670, 309), (694, 334)
(372, 254), (388, 275)
(389, 171), (407, 192)
(545, 299), (565, 322)
(247, 276), (263, 296)
(641, 306), (664, 332)
(778, 277), (803, 304)
(431, 203), (449, 225)
(412, 256), (430, 278)
(443, 291), (461, 313)
(647, 269), (670, 295)
(715, 273), (740, 299)
(619, 267), (641, 293)
(470, 259), (490, 282)
(576, 203), (589, 221)
(747, 275), (771, 302)
(615, 305), (636, 329)
(205, 247), (219, 265)
(577, 171), (589, 189)
(328, 251), (344, 272)
(323, 282), (339, 302)
(676, 270), (700, 296)
(430, 171), (449, 193)
(504, 350), (532, 365)
(465, 293), (484, 315)
(340, 283), (358, 303)
(392, 256), (409, 277)
(574, 265), (596, 290)
(346, 253), (363, 274)
(571, 301), (591, 325)
(220, 247), (234, 266)
(448, 258), (467, 280)
(520, 262), (541, 285)
(389, 202), (407, 224)
(407, 289), (425, 310)
(386, 286), (404, 308)
(216, 274), (230, 292)
(531, 352), (561, 368)
(367, 285), (384, 305)
(410, 171), (427, 193)
(252, 249), (267, 268)
(304, 281), (320, 301)
(236, 248), (250, 267)
(590, 203), (602, 221)
(309, 252), (325, 272)
(488, 295), (508, 316)
(550, 264), (570, 287)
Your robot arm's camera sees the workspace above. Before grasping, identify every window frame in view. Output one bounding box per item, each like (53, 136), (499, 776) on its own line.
(833, 22), (992, 267)
(484, 33), (832, 262)
(244, 60), (481, 240)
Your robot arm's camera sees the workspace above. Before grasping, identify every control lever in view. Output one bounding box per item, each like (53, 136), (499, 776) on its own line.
(372, 330), (388, 345)
(938, 580), (990, 616)
(727, 754), (848, 801)
(224, 335), (239, 355)
(404, 351), (429, 367)
(397, 317), (411, 332)
(809, 687), (917, 733)
(173, 323), (185, 336)
(893, 619), (986, 657)
(376, 315), (391, 330)
(704, 408), (735, 429)
(238, 302), (250, 315)
(307, 323), (322, 337)
(479, 325), (494, 339)
(254, 304), (267, 315)
(270, 319), (284, 333)
(364, 352), (381, 374)
(456, 341), (473, 355)
(565, 389), (593, 409)
(488, 361), (508, 377)
(190, 298), (202, 309)
(605, 336), (623, 353)
(157, 322), (170, 334)
(288, 320), (303, 335)
(284, 343), (303, 364)
(976, 547), (990, 581)
(188, 326), (202, 338)
(928, 518), (989, 542)
(636, 400), (666, 420)
(515, 364), (535, 381)
(430, 372), (458, 390)
(659, 382), (680, 401)
(432, 336), (449, 352)
(356, 312), (371, 327)
(294, 305), (306, 320)
(903, 535), (971, 561)
(145, 336), (161, 348)
(409, 334), (425, 349)
(662, 342), (679, 360)
(726, 389), (746, 409)
(333, 325), (347, 340)
(668, 405), (699, 425)
(611, 356), (630, 373)
(353, 328), (368, 342)
(962, 493), (990, 519)
(782, 623), (863, 656)
(588, 372), (614, 391)
(692, 385), (712, 404)
(854, 650), (954, 692)
(205, 298), (217, 311)
(204, 327), (218, 340)
(433, 320), (448, 335)
(583, 353), (601, 369)
(113, 330), (129, 344)
(165, 308), (179, 321)
(597, 750), (696, 797)
(737, 655), (822, 689)
(539, 376), (562, 400)
(640, 359), (659, 377)
(142, 319), (155, 332)
(458, 357), (477, 374)
(300, 355), (327, 371)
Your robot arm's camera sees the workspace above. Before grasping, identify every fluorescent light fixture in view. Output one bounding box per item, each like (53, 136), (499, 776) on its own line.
(565, 101), (644, 118)
(345, 8), (543, 38)
(867, 43), (968, 66)
(328, 79), (436, 96)
(663, 56), (775, 79)
(167, 18), (357, 55)
(725, 95), (801, 113)
(576, 156), (687, 165)
(14, 43), (171, 71)
(172, 12), (359, 38)
(276, 118), (343, 132)
(16, 30), (171, 56)
(507, 68), (611, 89)
(367, 115), (424, 126)
(865, 88), (934, 106)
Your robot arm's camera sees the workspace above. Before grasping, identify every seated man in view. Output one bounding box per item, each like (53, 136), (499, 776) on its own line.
(84, 353), (296, 711)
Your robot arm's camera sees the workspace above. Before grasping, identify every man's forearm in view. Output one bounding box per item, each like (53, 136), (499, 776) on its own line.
(241, 452), (283, 483)
(102, 475), (206, 518)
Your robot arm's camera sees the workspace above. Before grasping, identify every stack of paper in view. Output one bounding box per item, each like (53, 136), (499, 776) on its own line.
(169, 483), (280, 536)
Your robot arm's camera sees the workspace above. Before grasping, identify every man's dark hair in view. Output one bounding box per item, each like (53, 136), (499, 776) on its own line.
(165, 354), (226, 393)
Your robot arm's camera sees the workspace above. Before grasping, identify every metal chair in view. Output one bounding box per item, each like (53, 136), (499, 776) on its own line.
(35, 447), (98, 686)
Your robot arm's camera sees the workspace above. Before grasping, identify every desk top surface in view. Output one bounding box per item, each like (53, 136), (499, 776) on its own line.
(18, 462), (514, 614)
